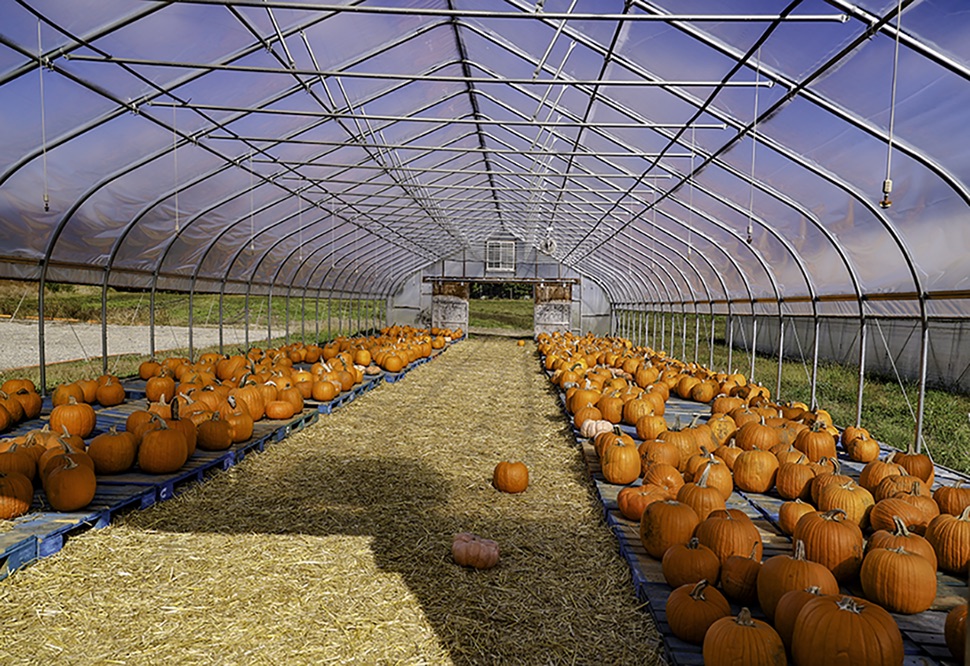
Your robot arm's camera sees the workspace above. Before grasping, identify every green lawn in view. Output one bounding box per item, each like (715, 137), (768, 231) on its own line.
(467, 298), (534, 330)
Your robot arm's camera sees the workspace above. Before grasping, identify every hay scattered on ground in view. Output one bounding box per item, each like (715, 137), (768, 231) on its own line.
(0, 337), (665, 665)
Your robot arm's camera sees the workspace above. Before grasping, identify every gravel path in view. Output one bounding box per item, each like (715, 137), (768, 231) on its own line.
(0, 319), (256, 371)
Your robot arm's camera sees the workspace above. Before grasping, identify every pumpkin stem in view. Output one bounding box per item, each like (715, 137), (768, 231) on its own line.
(889, 515), (911, 536)
(835, 596), (866, 614)
(959, 506), (970, 521)
(688, 579), (711, 600)
(792, 539), (807, 561)
(747, 542), (760, 560)
(696, 463), (712, 488)
(733, 608), (757, 627)
(821, 508), (847, 521)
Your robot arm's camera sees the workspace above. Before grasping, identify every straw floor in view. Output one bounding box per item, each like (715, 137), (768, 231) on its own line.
(0, 336), (664, 665)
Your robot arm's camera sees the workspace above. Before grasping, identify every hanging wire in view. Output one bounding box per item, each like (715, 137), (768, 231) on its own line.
(249, 151), (255, 251)
(880, 0), (904, 209)
(37, 21), (50, 212)
(330, 198), (336, 268)
(874, 319), (922, 440)
(297, 193), (303, 263)
(173, 105), (180, 232)
(746, 48), (761, 244)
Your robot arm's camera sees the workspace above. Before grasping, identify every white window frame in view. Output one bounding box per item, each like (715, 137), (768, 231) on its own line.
(485, 240), (515, 272)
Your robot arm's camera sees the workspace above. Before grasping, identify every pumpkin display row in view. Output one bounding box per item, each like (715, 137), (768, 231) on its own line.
(536, 330), (966, 664)
(0, 326), (457, 521)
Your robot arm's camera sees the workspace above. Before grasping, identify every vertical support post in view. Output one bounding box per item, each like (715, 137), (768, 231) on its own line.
(855, 318), (868, 427)
(267, 289), (273, 346)
(301, 287), (307, 344)
(218, 289), (224, 355)
(750, 313), (757, 382)
(284, 287), (291, 346)
(660, 306), (666, 352)
(150, 284), (157, 359)
(188, 288), (195, 361)
(776, 312), (785, 400)
(708, 308), (715, 369)
(315, 288), (320, 342)
(100, 279), (109, 375)
(810, 315), (821, 411)
(681, 305), (687, 362)
(327, 291), (332, 339)
(38, 281), (47, 394)
(693, 309), (700, 365)
(727, 312), (734, 372)
(913, 316), (930, 452)
(244, 289), (250, 349)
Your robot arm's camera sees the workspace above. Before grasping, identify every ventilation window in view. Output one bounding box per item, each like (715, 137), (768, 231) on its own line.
(486, 240), (516, 272)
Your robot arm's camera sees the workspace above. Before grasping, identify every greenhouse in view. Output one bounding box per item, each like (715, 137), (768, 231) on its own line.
(0, 1), (968, 664)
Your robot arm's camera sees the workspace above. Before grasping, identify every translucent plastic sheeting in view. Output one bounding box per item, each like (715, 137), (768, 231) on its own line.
(0, 0), (967, 320)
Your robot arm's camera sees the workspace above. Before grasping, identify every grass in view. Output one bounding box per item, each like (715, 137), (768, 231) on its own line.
(649, 314), (970, 474)
(467, 298), (534, 330)
(0, 280), (382, 331)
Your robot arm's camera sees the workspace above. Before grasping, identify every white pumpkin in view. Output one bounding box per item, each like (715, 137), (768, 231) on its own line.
(580, 418), (614, 440)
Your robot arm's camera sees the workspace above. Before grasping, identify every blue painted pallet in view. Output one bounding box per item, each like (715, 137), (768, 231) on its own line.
(0, 482), (157, 580)
(97, 450), (234, 501)
(0, 534), (37, 580)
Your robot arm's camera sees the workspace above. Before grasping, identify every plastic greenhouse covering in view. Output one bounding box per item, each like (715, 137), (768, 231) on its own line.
(1, 1), (969, 442)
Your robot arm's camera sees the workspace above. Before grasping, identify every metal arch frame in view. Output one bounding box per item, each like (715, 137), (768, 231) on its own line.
(185, 190), (340, 356)
(311, 244), (411, 337)
(4, 0), (958, 441)
(542, 0), (631, 229)
(15, 0), (812, 322)
(298, 239), (422, 342)
(446, 0), (504, 229)
(224, 7), (472, 252)
(115, 56), (477, 329)
(294, 249), (400, 342)
(233, 218), (362, 346)
(0, 0), (348, 189)
(551, 0), (801, 265)
(825, 0), (970, 84)
(633, 0), (936, 437)
(161, 1), (850, 23)
(287, 126), (495, 230)
(326, 244), (407, 335)
(270, 223), (400, 335)
(462, 19), (852, 313)
(456, 23), (832, 302)
(87, 10), (457, 269)
(598, 225), (715, 315)
(586, 250), (678, 320)
(1, 2), (168, 87)
(484, 0), (875, 406)
(613, 213), (740, 362)
(274, 235), (397, 343)
(22, 37), (443, 385)
(473, 92), (780, 329)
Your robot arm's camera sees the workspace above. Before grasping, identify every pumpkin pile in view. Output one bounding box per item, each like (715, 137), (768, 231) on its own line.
(538, 330), (966, 663)
(0, 378), (45, 433)
(0, 327), (461, 520)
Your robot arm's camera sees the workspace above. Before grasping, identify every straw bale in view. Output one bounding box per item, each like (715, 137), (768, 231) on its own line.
(0, 337), (664, 665)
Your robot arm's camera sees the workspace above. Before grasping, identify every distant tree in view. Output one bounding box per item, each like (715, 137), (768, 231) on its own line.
(470, 282), (532, 299)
